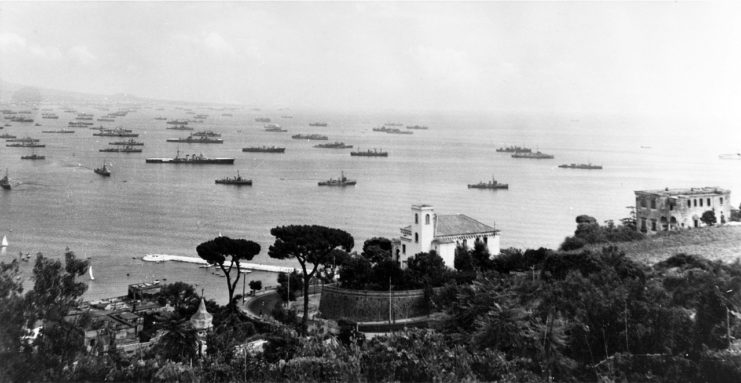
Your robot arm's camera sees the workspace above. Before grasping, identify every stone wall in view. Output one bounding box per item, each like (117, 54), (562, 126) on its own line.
(318, 285), (430, 322)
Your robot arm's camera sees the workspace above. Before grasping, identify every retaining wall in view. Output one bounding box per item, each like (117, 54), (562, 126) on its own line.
(318, 285), (430, 322)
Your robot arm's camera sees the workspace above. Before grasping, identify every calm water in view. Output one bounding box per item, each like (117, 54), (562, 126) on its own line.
(1, 108), (740, 303)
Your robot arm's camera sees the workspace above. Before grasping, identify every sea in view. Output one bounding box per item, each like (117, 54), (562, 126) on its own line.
(1, 107), (740, 304)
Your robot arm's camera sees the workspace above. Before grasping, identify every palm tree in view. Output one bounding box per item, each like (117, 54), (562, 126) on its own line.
(158, 319), (197, 362)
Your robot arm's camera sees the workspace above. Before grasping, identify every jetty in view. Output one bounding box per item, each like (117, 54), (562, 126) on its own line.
(142, 253), (296, 273)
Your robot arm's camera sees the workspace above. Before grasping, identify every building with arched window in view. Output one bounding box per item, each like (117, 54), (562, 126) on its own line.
(634, 186), (731, 233)
(391, 204), (500, 268)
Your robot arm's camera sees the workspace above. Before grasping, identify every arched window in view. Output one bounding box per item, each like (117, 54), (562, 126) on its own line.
(414, 233), (419, 243)
(415, 213), (418, 224)
(425, 214), (430, 224)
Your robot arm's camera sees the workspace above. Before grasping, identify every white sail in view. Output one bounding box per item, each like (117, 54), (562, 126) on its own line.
(1, 235), (7, 247)
(88, 265), (95, 280)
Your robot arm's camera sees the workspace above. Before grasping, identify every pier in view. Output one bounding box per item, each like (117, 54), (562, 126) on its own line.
(142, 253), (296, 273)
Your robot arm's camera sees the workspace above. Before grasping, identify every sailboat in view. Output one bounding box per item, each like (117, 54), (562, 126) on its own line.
(88, 265), (95, 280)
(1, 235), (7, 247)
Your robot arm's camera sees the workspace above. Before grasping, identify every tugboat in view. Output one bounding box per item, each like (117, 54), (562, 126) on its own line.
(496, 145), (532, 153)
(350, 148), (388, 157)
(146, 149), (234, 164)
(468, 176), (509, 189)
(314, 142), (353, 149)
(318, 171), (356, 187)
(166, 134), (223, 144)
(215, 171), (252, 186)
(309, 122), (328, 127)
(558, 163), (602, 170)
(94, 161), (111, 177)
(292, 134), (328, 140)
(511, 151), (554, 159)
(1, 169), (11, 190)
(242, 146), (286, 153)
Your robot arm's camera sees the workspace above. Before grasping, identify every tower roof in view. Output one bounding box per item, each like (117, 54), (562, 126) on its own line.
(190, 298), (213, 330)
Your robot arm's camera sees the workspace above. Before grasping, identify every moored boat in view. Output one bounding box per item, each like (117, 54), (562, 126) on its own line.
(318, 171), (356, 187)
(350, 148), (388, 157)
(146, 149), (234, 164)
(558, 163), (602, 170)
(242, 146), (286, 153)
(215, 171), (252, 186)
(468, 176), (509, 189)
(511, 151), (554, 159)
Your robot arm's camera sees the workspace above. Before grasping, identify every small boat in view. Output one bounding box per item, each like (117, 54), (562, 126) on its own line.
(215, 171), (252, 186)
(468, 176), (509, 190)
(1, 235), (7, 247)
(94, 161), (111, 177)
(318, 171), (356, 187)
(1, 169), (11, 190)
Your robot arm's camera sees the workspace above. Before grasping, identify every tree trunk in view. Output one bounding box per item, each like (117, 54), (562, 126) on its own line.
(302, 273), (310, 334)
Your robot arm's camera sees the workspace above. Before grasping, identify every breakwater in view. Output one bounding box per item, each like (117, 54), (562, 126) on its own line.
(142, 253), (296, 273)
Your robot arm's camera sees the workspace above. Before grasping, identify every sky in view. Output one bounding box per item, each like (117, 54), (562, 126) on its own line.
(1, 2), (741, 117)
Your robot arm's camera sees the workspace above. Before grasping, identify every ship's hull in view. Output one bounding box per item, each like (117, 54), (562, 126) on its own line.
(242, 148), (285, 153)
(93, 133), (139, 137)
(318, 181), (356, 186)
(215, 180), (252, 185)
(21, 155), (45, 160)
(468, 184), (509, 189)
(511, 154), (554, 159)
(7, 144), (45, 148)
(351, 152), (388, 157)
(146, 158), (234, 164)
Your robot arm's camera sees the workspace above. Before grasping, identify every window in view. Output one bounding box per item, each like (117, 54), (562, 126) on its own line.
(707, 198), (711, 206)
(425, 214), (430, 225)
(700, 199), (703, 207)
(687, 200), (691, 208)
(694, 199), (697, 207)
(414, 233), (418, 243)
(651, 219), (657, 231)
(415, 214), (418, 224)
(402, 244), (406, 254)
(483, 236), (488, 244)
(641, 218), (647, 232)
(669, 203), (674, 211)
(721, 197), (724, 205)
(650, 199), (656, 209)
(640, 199), (646, 208)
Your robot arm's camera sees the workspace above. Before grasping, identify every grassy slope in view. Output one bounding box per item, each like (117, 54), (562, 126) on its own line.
(583, 224), (741, 265)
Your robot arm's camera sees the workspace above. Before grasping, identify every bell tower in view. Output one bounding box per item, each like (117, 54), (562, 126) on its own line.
(410, 204), (435, 254)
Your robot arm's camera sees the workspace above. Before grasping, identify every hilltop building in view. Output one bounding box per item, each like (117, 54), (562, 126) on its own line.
(634, 187), (731, 233)
(391, 204), (500, 268)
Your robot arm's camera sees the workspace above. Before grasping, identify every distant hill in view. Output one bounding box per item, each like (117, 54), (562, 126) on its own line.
(0, 79), (151, 105)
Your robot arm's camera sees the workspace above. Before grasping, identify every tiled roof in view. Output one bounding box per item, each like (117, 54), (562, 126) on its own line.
(434, 214), (496, 237)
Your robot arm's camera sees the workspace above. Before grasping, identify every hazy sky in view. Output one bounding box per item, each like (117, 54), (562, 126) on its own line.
(1, 2), (740, 116)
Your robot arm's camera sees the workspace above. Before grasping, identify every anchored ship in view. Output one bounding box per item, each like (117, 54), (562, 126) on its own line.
(191, 130), (221, 137)
(264, 124), (287, 132)
(350, 148), (388, 157)
(255, 117), (271, 123)
(215, 171), (252, 186)
(468, 176), (509, 189)
(110, 138), (144, 146)
(94, 161), (111, 177)
(314, 141), (352, 149)
(166, 135), (223, 144)
(406, 125), (428, 130)
(146, 149), (234, 164)
(558, 163), (602, 170)
(496, 145), (532, 153)
(99, 145), (142, 153)
(167, 124), (193, 130)
(166, 119), (189, 125)
(242, 146), (285, 153)
(318, 171), (356, 187)
(511, 151), (554, 159)
(309, 122), (328, 127)
(93, 127), (138, 137)
(292, 134), (328, 140)
(42, 129), (75, 134)
(372, 127), (413, 135)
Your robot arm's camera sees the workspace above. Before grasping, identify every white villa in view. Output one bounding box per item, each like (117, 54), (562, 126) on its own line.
(391, 204), (500, 268)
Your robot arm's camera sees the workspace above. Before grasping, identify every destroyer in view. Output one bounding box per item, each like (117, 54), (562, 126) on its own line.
(242, 146), (285, 153)
(558, 163), (602, 170)
(468, 176), (509, 189)
(511, 151), (554, 159)
(215, 171), (252, 186)
(99, 145), (142, 153)
(314, 141), (352, 149)
(318, 171), (356, 187)
(350, 148), (388, 157)
(146, 149), (234, 164)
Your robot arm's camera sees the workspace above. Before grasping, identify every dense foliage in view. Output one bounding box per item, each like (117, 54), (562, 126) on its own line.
(560, 214), (645, 251)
